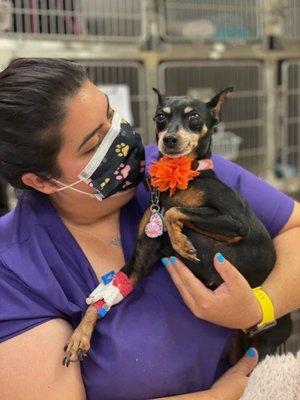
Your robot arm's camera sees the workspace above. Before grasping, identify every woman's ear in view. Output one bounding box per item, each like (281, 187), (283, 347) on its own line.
(21, 173), (58, 194)
(206, 86), (234, 117)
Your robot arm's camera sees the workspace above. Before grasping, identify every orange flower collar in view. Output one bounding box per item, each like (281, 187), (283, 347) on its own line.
(149, 156), (213, 196)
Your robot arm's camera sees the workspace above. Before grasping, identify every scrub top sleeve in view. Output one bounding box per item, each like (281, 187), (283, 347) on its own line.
(0, 259), (61, 342)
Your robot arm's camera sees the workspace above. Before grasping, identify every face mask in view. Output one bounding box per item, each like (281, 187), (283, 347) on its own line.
(54, 112), (145, 201)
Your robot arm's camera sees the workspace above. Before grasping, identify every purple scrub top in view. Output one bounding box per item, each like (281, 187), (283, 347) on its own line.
(0, 145), (294, 400)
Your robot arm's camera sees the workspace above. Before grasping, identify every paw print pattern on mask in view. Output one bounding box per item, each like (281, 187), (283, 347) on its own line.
(86, 179), (94, 188)
(115, 143), (130, 157)
(100, 178), (110, 188)
(114, 164), (131, 180)
(122, 180), (132, 189)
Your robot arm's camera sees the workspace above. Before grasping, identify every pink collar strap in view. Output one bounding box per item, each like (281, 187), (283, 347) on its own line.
(194, 158), (214, 171)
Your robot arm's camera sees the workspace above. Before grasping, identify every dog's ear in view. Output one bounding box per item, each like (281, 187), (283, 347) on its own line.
(206, 86), (234, 117)
(152, 88), (165, 105)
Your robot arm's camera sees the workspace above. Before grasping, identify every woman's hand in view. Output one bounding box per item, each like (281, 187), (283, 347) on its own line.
(155, 348), (259, 400)
(209, 348), (259, 400)
(162, 254), (262, 329)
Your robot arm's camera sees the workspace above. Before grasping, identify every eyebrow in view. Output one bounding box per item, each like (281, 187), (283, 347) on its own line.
(184, 107), (194, 114)
(162, 107), (171, 114)
(77, 94), (111, 152)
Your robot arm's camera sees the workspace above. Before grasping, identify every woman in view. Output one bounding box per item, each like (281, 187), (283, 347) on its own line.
(0, 58), (299, 400)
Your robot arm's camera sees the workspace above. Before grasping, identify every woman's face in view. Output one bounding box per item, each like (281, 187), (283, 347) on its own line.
(51, 80), (136, 212)
(57, 80), (113, 185)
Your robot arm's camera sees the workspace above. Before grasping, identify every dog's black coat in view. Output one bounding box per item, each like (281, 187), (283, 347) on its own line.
(121, 89), (292, 359)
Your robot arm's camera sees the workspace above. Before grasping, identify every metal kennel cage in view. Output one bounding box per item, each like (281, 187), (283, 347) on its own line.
(77, 60), (149, 142)
(278, 311), (300, 355)
(158, 60), (267, 177)
(0, 0), (146, 42)
(283, 0), (300, 42)
(158, 0), (263, 43)
(280, 60), (300, 179)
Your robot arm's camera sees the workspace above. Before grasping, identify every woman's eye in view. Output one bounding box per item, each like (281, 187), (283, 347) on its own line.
(154, 114), (167, 131)
(85, 136), (103, 154)
(86, 144), (99, 154)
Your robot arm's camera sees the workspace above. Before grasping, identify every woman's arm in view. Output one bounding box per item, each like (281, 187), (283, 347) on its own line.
(162, 201), (300, 330)
(155, 349), (258, 400)
(0, 319), (86, 400)
(0, 321), (258, 400)
(262, 201), (300, 320)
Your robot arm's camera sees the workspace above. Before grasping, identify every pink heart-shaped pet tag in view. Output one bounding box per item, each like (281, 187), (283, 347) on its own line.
(145, 212), (164, 238)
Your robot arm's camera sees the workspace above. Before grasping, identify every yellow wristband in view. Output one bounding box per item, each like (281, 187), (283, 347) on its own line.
(252, 287), (276, 328)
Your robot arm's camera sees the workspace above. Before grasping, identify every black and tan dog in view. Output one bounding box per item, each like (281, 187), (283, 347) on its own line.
(63, 87), (292, 366)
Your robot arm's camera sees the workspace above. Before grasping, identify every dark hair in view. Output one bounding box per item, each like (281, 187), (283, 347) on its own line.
(0, 58), (87, 190)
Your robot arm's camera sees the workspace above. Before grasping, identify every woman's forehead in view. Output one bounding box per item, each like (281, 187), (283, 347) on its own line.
(61, 81), (108, 145)
(66, 81), (107, 118)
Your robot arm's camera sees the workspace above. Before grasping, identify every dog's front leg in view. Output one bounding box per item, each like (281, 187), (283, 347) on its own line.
(121, 233), (163, 285)
(165, 206), (249, 261)
(63, 305), (98, 367)
(164, 208), (199, 261)
(121, 207), (164, 284)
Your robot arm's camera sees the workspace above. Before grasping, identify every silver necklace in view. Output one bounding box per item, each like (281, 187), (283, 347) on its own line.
(65, 221), (122, 248)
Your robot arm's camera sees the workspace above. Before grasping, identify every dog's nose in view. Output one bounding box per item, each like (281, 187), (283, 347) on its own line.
(163, 135), (178, 148)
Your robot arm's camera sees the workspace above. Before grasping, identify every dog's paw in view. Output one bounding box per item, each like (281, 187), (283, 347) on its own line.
(172, 236), (199, 262)
(62, 326), (91, 367)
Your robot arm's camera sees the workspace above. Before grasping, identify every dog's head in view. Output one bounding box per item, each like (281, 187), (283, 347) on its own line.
(153, 87), (234, 159)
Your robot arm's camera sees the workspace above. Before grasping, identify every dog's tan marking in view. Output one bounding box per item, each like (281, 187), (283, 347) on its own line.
(189, 131), (201, 145)
(138, 208), (152, 236)
(164, 208), (198, 261)
(185, 221), (243, 243)
(63, 305), (98, 365)
(184, 107), (193, 114)
(173, 187), (205, 208)
(201, 124), (208, 135)
(188, 125), (209, 159)
(162, 107), (171, 114)
(175, 129), (198, 156)
(179, 124), (208, 140)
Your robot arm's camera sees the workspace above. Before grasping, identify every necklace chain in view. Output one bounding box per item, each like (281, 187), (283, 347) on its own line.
(64, 221), (122, 248)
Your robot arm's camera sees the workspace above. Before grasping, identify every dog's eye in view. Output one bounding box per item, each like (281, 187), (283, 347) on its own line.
(154, 114), (167, 131)
(189, 113), (201, 124)
(188, 114), (202, 130)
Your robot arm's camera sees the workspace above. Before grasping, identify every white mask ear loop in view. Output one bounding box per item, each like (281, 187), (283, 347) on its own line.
(52, 178), (103, 201)
(53, 178), (84, 192)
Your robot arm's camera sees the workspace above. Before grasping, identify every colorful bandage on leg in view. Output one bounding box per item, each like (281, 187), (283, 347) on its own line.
(86, 271), (133, 318)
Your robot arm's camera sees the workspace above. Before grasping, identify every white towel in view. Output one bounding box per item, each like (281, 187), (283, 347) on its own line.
(241, 351), (300, 400)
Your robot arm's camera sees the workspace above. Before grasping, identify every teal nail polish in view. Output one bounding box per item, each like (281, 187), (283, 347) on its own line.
(246, 347), (256, 358)
(161, 257), (171, 267)
(216, 253), (225, 263)
(169, 256), (177, 265)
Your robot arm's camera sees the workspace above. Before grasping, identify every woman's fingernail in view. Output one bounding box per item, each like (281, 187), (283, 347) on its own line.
(246, 347), (256, 358)
(216, 253), (225, 263)
(169, 256), (177, 265)
(161, 257), (171, 267)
